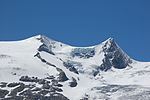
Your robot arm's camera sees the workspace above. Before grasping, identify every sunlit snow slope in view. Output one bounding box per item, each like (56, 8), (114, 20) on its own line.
(0, 35), (150, 100)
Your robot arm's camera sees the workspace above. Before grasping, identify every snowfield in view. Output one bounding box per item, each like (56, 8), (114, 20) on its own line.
(0, 35), (150, 100)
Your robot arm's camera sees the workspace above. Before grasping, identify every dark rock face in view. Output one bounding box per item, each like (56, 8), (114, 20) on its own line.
(20, 76), (51, 85)
(54, 87), (63, 92)
(42, 83), (51, 89)
(2, 96), (24, 100)
(69, 77), (77, 87)
(56, 68), (69, 82)
(1, 75), (69, 100)
(4, 92), (69, 100)
(80, 94), (89, 100)
(0, 89), (9, 98)
(71, 48), (95, 58)
(31, 87), (41, 91)
(100, 58), (112, 71)
(55, 83), (63, 87)
(38, 44), (55, 55)
(63, 61), (79, 74)
(0, 82), (7, 88)
(46, 75), (55, 80)
(34, 52), (57, 68)
(37, 35), (56, 55)
(8, 83), (25, 96)
(7, 82), (20, 87)
(38, 79), (46, 84)
(101, 38), (132, 70)
(19, 76), (39, 82)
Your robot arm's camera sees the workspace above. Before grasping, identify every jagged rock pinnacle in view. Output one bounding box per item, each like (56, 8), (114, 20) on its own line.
(100, 37), (132, 70)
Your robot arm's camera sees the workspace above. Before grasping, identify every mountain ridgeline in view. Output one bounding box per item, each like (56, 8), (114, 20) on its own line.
(0, 35), (150, 100)
(38, 35), (132, 71)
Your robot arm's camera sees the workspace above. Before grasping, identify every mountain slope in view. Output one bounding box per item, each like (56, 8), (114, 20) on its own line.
(0, 35), (150, 100)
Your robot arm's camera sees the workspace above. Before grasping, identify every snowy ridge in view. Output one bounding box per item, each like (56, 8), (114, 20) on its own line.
(0, 34), (150, 100)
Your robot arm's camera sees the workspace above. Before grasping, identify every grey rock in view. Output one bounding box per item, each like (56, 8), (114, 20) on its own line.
(19, 89), (32, 97)
(69, 77), (77, 87)
(56, 68), (69, 82)
(31, 87), (41, 91)
(0, 82), (7, 88)
(101, 38), (132, 71)
(19, 76), (39, 83)
(8, 83), (25, 96)
(63, 61), (79, 74)
(54, 87), (63, 92)
(38, 44), (55, 55)
(46, 75), (55, 80)
(0, 89), (9, 98)
(38, 79), (46, 84)
(71, 48), (95, 58)
(42, 83), (51, 89)
(7, 82), (20, 87)
(54, 83), (63, 87)
(2, 96), (24, 100)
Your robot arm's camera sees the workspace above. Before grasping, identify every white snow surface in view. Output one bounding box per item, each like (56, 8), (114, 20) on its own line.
(0, 35), (150, 100)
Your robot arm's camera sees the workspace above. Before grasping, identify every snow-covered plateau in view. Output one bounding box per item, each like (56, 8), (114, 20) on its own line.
(0, 35), (150, 100)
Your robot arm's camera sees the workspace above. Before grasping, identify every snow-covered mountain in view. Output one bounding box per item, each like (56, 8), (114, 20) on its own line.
(0, 35), (150, 100)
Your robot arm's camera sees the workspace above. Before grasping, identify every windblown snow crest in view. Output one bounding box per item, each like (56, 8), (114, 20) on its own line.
(0, 34), (150, 100)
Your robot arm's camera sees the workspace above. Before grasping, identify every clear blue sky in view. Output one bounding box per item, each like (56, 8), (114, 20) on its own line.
(0, 0), (150, 61)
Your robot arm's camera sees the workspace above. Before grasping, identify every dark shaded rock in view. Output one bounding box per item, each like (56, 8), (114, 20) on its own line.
(25, 84), (35, 89)
(41, 58), (46, 63)
(19, 76), (39, 83)
(42, 83), (50, 89)
(46, 75), (55, 80)
(8, 83), (25, 96)
(39, 89), (49, 95)
(63, 61), (79, 74)
(71, 48), (95, 58)
(31, 87), (41, 91)
(7, 82), (20, 87)
(34, 52), (46, 63)
(1, 83), (69, 100)
(47, 93), (69, 100)
(54, 87), (63, 92)
(0, 89), (9, 98)
(54, 83), (63, 87)
(12, 73), (17, 75)
(0, 82), (7, 88)
(80, 96), (89, 100)
(51, 79), (59, 86)
(0, 75), (69, 100)
(69, 77), (77, 87)
(34, 52), (40, 57)
(93, 71), (99, 77)
(56, 68), (69, 82)
(112, 50), (130, 69)
(80, 98), (88, 100)
(19, 89), (32, 97)
(2, 96), (24, 100)
(38, 44), (55, 55)
(100, 57), (112, 71)
(38, 79), (46, 84)
(101, 38), (132, 71)
(46, 62), (57, 67)
(49, 86), (56, 92)
(69, 67), (79, 74)
(34, 52), (57, 68)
